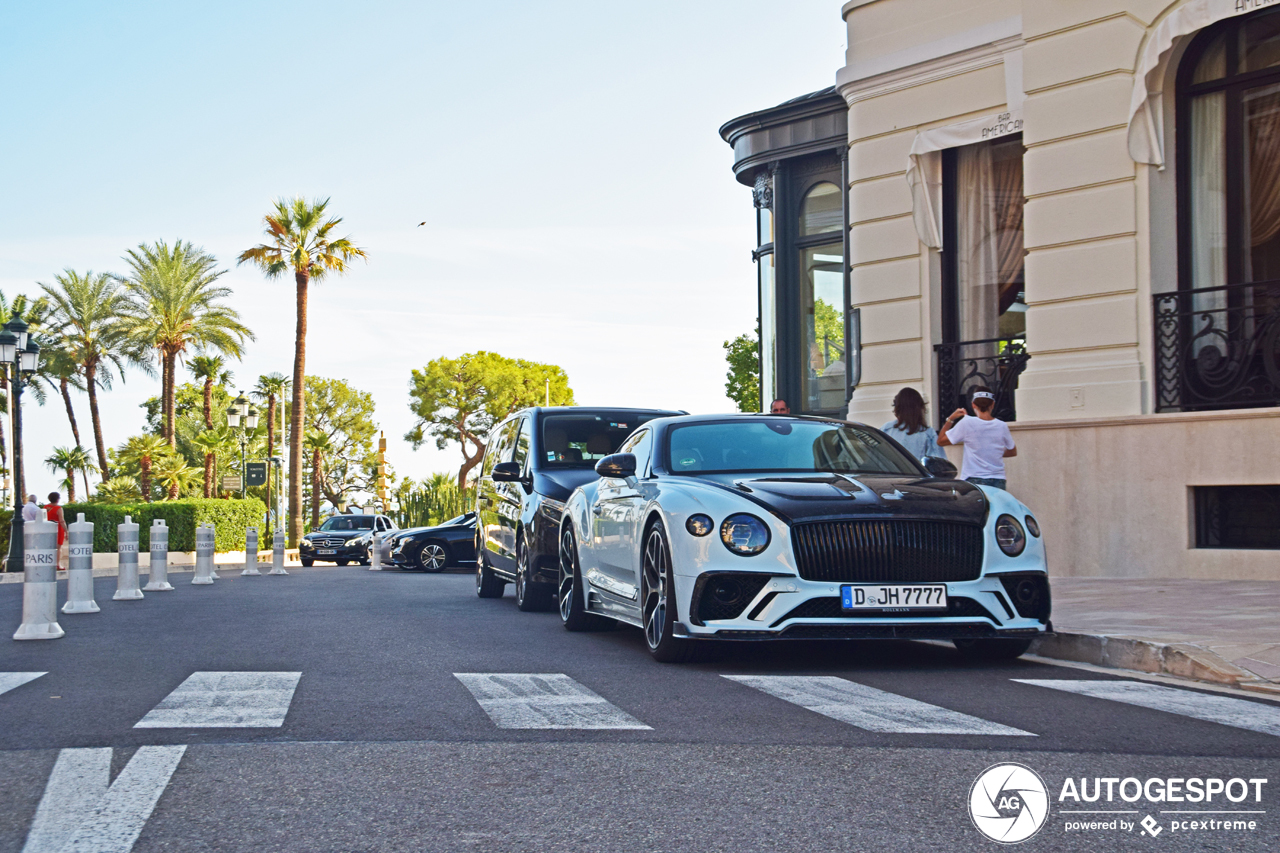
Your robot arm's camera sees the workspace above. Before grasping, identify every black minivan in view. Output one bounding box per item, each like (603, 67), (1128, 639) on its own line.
(475, 406), (681, 610)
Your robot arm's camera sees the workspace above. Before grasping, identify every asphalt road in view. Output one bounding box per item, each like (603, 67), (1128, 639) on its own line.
(0, 566), (1275, 852)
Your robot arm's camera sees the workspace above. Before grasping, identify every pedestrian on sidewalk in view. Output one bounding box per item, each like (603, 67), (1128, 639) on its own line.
(44, 492), (67, 569)
(937, 386), (1016, 490)
(881, 387), (942, 461)
(20, 494), (40, 523)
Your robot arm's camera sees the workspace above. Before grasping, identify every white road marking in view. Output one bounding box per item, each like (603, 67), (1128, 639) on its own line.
(134, 671), (301, 728)
(22, 746), (185, 853)
(723, 675), (1034, 735)
(0, 672), (46, 696)
(455, 673), (652, 730)
(1014, 678), (1280, 737)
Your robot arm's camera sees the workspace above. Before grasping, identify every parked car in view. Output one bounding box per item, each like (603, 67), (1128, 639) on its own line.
(557, 414), (1051, 662)
(389, 512), (478, 571)
(474, 406), (683, 611)
(299, 513), (397, 566)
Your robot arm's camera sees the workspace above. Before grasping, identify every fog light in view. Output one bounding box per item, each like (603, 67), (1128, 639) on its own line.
(709, 578), (744, 607)
(1025, 515), (1041, 538)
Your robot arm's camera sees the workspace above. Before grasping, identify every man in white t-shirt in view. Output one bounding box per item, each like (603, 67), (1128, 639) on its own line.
(20, 495), (40, 523)
(937, 387), (1016, 490)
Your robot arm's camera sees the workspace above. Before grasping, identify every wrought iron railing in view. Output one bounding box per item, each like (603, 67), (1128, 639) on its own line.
(934, 335), (1030, 426)
(1153, 281), (1280, 412)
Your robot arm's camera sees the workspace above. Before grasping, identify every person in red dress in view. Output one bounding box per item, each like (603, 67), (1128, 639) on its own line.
(44, 492), (67, 570)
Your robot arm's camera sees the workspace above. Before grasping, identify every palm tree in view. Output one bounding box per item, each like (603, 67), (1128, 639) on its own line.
(153, 455), (198, 500)
(303, 430), (332, 529)
(117, 435), (169, 503)
(238, 198), (366, 546)
(252, 372), (289, 461)
(40, 344), (85, 449)
(190, 428), (230, 498)
(119, 241), (253, 448)
(44, 446), (91, 503)
(94, 475), (142, 504)
(189, 355), (232, 430)
(38, 270), (146, 481)
(0, 290), (52, 501)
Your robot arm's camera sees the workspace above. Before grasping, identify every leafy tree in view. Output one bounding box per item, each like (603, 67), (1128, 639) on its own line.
(153, 455), (199, 500)
(116, 435), (170, 503)
(189, 355), (232, 429)
(37, 270), (146, 481)
(252, 372), (289, 461)
(303, 376), (383, 510)
(303, 429), (331, 528)
(405, 351), (574, 488)
(813, 298), (843, 365)
(93, 476), (142, 504)
(119, 240), (253, 448)
(190, 428), (229, 498)
(723, 328), (761, 413)
(0, 290), (54, 498)
(45, 445), (92, 503)
(238, 198), (367, 546)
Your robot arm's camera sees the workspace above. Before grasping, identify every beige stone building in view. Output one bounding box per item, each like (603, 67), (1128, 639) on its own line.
(723, 0), (1280, 579)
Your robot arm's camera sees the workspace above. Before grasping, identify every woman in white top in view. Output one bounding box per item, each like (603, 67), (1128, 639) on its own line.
(880, 387), (942, 461)
(937, 386), (1017, 490)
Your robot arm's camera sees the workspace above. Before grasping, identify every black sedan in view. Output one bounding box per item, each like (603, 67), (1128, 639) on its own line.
(300, 513), (397, 566)
(388, 513), (478, 572)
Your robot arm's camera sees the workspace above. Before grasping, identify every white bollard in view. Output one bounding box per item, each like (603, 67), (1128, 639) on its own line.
(268, 529), (287, 575)
(14, 519), (63, 640)
(143, 519), (173, 591)
(192, 523), (215, 585)
(62, 513), (98, 614)
(368, 532), (383, 571)
(241, 527), (261, 576)
(114, 515), (143, 600)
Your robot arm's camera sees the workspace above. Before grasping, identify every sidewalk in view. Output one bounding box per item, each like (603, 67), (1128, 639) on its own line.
(0, 550), (303, 583)
(1033, 578), (1280, 694)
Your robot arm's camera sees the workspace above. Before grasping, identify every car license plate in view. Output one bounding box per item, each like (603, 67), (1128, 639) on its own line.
(317, 549), (336, 555)
(841, 584), (947, 610)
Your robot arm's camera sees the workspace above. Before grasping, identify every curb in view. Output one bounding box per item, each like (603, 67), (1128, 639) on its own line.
(1031, 631), (1280, 695)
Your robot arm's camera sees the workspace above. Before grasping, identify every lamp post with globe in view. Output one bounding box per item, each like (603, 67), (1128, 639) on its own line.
(225, 392), (259, 499)
(2, 317), (40, 571)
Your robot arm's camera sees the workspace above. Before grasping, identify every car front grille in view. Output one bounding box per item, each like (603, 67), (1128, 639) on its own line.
(771, 596), (995, 626)
(312, 537), (347, 549)
(790, 519), (984, 584)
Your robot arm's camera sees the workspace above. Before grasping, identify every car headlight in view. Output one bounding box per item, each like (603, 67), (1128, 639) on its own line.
(995, 514), (1027, 557)
(540, 498), (567, 523)
(720, 514), (770, 556)
(686, 514), (713, 536)
(1024, 515), (1041, 538)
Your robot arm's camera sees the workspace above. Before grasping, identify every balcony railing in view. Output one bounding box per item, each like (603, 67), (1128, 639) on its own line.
(934, 335), (1030, 427)
(1153, 281), (1280, 412)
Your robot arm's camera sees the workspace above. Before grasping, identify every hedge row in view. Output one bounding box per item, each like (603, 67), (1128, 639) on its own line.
(62, 498), (268, 553)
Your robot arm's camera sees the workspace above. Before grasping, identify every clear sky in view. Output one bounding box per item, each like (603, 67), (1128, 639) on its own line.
(0, 0), (845, 495)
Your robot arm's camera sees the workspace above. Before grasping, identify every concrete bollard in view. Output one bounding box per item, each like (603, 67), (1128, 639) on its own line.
(114, 515), (143, 600)
(62, 513), (98, 614)
(241, 527), (261, 576)
(143, 519), (174, 591)
(268, 529), (287, 575)
(14, 519), (64, 640)
(369, 532), (383, 571)
(192, 523), (215, 585)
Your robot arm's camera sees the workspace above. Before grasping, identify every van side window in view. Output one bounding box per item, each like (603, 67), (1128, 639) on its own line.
(512, 417), (533, 472)
(482, 420), (516, 477)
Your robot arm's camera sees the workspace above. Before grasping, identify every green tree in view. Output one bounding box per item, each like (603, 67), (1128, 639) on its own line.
(190, 428), (229, 498)
(238, 198), (367, 547)
(153, 455), (198, 500)
(93, 476), (142, 504)
(252, 372), (289, 461)
(405, 351), (574, 488)
(303, 429), (332, 528)
(38, 270), (146, 481)
(119, 240), (253, 448)
(723, 328), (761, 413)
(44, 445), (91, 503)
(0, 290), (54, 498)
(189, 355), (232, 430)
(116, 434), (170, 503)
(303, 376), (382, 510)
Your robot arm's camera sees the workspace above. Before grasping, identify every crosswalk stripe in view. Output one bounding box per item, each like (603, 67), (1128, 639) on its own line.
(723, 675), (1035, 735)
(455, 673), (652, 730)
(0, 672), (45, 696)
(1014, 679), (1280, 737)
(133, 672), (301, 728)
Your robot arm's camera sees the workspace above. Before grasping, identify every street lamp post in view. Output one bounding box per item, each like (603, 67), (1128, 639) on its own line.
(225, 392), (259, 499)
(3, 318), (40, 572)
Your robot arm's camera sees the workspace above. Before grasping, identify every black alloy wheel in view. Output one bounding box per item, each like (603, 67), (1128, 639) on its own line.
(418, 542), (449, 572)
(641, 521), (694, 663)
(953, 638), (1034, 660)
(476, 548), (505, 598)
(516, 534), (554, 612)
(558, 526), (610, 631)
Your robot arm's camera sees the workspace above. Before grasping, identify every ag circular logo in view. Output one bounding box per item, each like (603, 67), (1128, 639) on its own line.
(969, 763), (1050, 844)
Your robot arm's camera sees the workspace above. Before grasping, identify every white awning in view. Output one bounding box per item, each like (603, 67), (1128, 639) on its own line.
(1128, 0), (1280, 168)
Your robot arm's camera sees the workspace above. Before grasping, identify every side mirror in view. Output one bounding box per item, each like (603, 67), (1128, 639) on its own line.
(492, 461), (521, 482)
(921, 455), (958, 479)
(595, 453), (637, 479)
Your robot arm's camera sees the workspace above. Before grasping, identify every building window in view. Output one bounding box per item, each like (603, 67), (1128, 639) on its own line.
(936, 136), (1029, 424)
(1194, 485), (1280, 549)
(798, 182), (845, 413)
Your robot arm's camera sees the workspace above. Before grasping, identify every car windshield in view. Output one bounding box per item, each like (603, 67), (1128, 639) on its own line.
(665, 419), (922, 476)
(317, 516), (375, 531)
(541, 413), (659, 468)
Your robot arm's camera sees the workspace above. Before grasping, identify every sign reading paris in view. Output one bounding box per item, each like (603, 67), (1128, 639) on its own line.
(245, 462), (267, 487)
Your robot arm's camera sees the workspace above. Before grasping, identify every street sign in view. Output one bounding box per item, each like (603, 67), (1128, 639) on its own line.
(221, 475), (242, 492)
(246, 462), (268, 487)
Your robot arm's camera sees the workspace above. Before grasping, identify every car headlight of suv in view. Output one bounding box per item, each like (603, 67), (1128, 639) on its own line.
(540, 498), (568, 523)
(720, 513), (770, 556)
(995, 514), (1027, 557)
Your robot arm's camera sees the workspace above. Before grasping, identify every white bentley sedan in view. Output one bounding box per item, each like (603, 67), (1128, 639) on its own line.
(557, 414), (1051, 662)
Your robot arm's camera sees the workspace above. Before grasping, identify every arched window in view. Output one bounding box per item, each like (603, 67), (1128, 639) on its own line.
(800, 182), (842, 235)
(1179, 8), (1280, 289)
